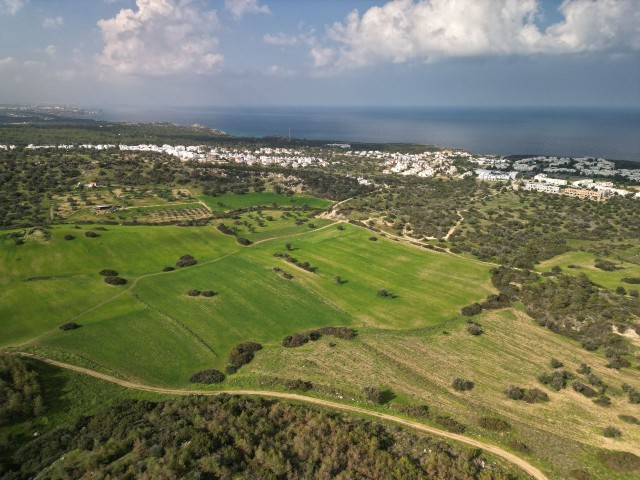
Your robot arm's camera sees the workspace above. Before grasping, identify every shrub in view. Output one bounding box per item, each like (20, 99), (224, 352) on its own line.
(59, 322), (80, 331)
(63, 234), (75, 240)
(217, 224), (235, 236)
(522, 388), (549, 403)
(189, 369), (225, 384)
(176, 254), (197, 268)
(435, 415), (466, 434)
(478, 417), (511, 432)
(284, 379), (313, 391)
(621, 277), (640, 284)
(593, 396), (611, 407)
(452, 378), (474, 392)
(596, 451), (640, 472)
(401, 405), (430, 419)
(572, 381), (597, 398)
(362, 386), (383, 404)
(201, 290), (216, 297)
(237, 237), (252, 246)
(187, 289), (201, 297)
(104, 276), (127, 286)
(577, 363), (591, 375)
(228, 342), (262, 368)
(467, 323), (484, 336)
(619, 415), (639, 424)
(505, 385), (524, 400)
(225, 365), (238, 375)
(369, 236), (378, 241)
(376, 288), (395, 298)
(282, 272), (294, 280)
(315, 326), (357, 340)
(549, 358), (564, 368)
(569, 469), (591, 480)
(99, 269), (118, 277)
(602, 426), (622, 438)
(627, 388), (640, 404)
(461, 303), (482, 316)
(510, 441), (530, 453)
(607, 356), (631, 370)
(84, 231), (98, 238)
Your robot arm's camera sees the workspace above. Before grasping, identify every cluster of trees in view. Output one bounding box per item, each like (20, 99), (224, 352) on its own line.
(176, 254), (197, 267)
(273, 253), (316, 272)
(2, 395), (516, 480)
(226, 342), (262, 374)
(282, 327), (357, 348)
(0, 355), (44, 427)
(187, 289), (216, 297)
(189, 369), (225, 384)
(505, 385), (549, 403)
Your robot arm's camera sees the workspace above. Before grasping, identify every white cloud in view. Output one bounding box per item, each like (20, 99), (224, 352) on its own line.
(44, 45), (56, 58)
(224, 0), (270, 19)
(264, 64), (294, 76)
(1, 0), (27, 14)
(96, 0), (223, 76)
(263, 32), (298, 46)
(0, 56), (14, 67)
(320, 0), (640, 70)
(42, 16), (63, 28)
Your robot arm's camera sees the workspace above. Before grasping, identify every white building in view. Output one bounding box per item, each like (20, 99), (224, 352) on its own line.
(523, 182), (561, 194)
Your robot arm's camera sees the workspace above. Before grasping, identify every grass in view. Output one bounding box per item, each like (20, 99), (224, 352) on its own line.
(199, 191), (331, 211)
(537, 249), (640, 291)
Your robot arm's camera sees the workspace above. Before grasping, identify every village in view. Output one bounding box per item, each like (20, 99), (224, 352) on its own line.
(3, 142), (639, 200)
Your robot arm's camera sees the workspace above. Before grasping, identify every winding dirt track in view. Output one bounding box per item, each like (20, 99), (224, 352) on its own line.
(16, 352), (548, 480)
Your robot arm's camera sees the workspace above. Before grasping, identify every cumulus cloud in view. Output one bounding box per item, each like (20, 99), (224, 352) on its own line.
(224, 0), (270, 19)
(263, 32), (299, 47)
(319, 0), (640, 69)
(1, 0), (27, 14)
(42, 16), (63, 28)
(96, 0), (223, 76)
(44, 45), (56, 58)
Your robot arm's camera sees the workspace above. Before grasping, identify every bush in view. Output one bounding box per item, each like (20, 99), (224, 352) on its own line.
(284, 379), (313, 391)
(362, 386), (383, 404)
(577, 362), (591, 375)
(104, 276), (127, 286)
(572, 381), (597, 398)
(189, 369), (225, 384)
(228, 342), (262, 368)
(593, 396), (611, 407)
(607, 355), (631, 370)
(522, 388), (549, 403)
(602, 426), (622, 438)
(376, 288), (395, 298)
(621, 277), (640, 284)
(162, 266), (175, 272)
(435, 415), (466, 434)
(452, 378), (474, 392)
(187, 289), (201, 297)
(315, 326), (357, 340)
(467, 323), (484, 336)
(461, 303), (482, 316)
(505, 385), (524, 400)
(217, 223), (235, 236)
(59, 322), (80, 331)
(225, 365), (238, 375)
(369, 236), (378, 241)
(627, 387), (640, 404)
(510, 441), (530, 453)
(401, 404), (430, 419)
(99, 269), (118, 277)
(176, 254), (197, 267)
(63, 234), (75, 240)
(201, 290), (216, 297)
(550, 358), (564, 368)
(237, 237), (252, 246)
(596, 451), (640, 472)
(619, 415), (639, 424)
(84, 231), (98, 238)
(478, 417), (511, 432)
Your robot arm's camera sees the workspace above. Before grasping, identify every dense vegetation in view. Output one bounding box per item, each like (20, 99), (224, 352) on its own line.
(1, 395), (516, 480)
(0, 355), (44, 426)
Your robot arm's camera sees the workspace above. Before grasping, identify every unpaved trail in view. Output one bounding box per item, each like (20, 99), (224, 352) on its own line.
(15, 352), (548, 480)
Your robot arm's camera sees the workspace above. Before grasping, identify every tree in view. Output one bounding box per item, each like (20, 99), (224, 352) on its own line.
(189, 369), (225, 384)
(461, 303), (482, 316)
(334, 276), (343, 284)
(285, 242), (292, 251)
(452, 378), (474, 391)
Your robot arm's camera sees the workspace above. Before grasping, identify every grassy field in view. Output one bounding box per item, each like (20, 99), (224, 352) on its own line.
(19, 223), (493, 387)
(243, 308), (640, 480)
(199, 191), (331, 211)
(538, 249), (640, 291)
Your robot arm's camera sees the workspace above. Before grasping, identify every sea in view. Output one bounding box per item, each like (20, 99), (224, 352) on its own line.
(95, 106), (640, 162)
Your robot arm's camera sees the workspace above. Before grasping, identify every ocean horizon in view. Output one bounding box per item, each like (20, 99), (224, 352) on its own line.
(94, 106), (640, 162)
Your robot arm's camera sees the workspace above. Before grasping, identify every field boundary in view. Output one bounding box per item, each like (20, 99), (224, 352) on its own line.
(14, 352), (548, 480)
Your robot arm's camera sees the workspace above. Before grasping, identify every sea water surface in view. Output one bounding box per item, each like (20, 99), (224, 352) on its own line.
(97, 106), (640, 161)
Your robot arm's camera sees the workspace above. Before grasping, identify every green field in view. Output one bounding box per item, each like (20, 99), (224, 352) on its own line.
(2, 222), (494, 386)
(199, 191), (331, 211)
(538, 250), (640, 291)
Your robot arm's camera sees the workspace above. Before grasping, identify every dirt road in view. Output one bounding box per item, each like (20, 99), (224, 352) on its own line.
(16, 352), (548, 480)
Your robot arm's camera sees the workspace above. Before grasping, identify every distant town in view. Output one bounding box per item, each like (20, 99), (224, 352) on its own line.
(3, 141), (639, 200)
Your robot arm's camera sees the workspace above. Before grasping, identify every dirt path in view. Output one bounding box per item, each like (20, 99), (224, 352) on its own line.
(15, 352), (547, 480)
(444, 209), (466, 241)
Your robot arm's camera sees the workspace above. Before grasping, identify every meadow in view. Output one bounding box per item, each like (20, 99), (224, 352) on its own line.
(199, 191), (331, 211)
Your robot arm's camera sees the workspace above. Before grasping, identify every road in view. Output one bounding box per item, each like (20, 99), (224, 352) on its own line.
(16, 352), (548, 480)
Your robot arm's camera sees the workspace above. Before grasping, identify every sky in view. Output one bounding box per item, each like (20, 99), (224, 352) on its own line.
(0, 0), (639, 108)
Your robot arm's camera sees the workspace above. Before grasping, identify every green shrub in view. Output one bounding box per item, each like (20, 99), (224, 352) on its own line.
(452, 378), (474, 392)
(435, 415), (466, 434)
(461, 303), (482, 316)
(467, 323), (484, 336)
(104, 276), (127, 286)
(478, 417), (511, 432)
(189, 369), (225, 384)
(603, 426), (622, 438)
(596, 450), (640, 472)
(59, 322), (80, 331)
(187, 289), (201, 297)
(549, 358), (564, 368)
(99, 269), (119, 276)
(618, 415), (639, 424)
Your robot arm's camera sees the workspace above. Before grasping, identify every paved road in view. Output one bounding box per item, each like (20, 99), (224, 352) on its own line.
(17, 352), (548, 480)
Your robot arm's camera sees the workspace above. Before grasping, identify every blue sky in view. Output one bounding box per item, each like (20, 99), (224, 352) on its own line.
(0, 0), (638, 107)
